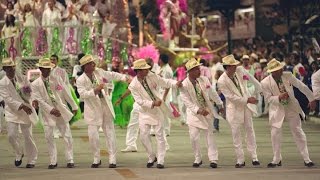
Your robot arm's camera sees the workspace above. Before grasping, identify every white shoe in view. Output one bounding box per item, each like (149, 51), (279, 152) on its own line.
(54, 134), (60, 139)
(99, 127), (103, 132)
(121, 147), (137, 152)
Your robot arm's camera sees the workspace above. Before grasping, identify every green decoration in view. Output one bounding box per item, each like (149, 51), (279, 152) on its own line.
(105, 39), (113, 63)
(21, 27), (33, 57)
(80, 27), (92, 54)
(50, 27), (62, 55)
(120, 44), (128, 63)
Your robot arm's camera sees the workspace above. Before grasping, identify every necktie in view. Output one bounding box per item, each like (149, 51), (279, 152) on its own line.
(141, 79), (156, 101)
(231, 76), (242, 96)
(192, 80), (206, 108)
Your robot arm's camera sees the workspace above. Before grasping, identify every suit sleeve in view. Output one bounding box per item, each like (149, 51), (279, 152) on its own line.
(0, 83), (22, 111)
(238, 66), (262, 93)
(58, 78), (78, 111)
(217, 77), (247, 105)
(101, 69), (127, 82)
(203, 77), (223, 105)
(76, 76), (96, 99)
(311, 73), (320, 100)
(288, 73), (315, 102)
(31, 81), (54, 113)
(180, 85), (200, 114)
(129, 84), (153, 109)
(153, 73), (177, 89)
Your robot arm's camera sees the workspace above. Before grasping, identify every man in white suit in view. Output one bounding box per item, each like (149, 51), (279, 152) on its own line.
(217, 54), (262, 168)
(31, 58), (78, 169)
(311, 68), (320, 100)
(76, 55), (130, 168)
(261, 58), (316, 168)
(180, 58), (223, 168)
(129, 59), (182, 169)
(0, 58), (38, 168)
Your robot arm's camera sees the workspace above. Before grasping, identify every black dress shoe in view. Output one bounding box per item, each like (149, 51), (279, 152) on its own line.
(267, 161), (282, 168)
(210, 162), (218, 168)
(304, 161), (315, 167)
(192, 161), (202, 168)
(91, 160), (101, 168)
(109, 164), (117, 168)
(235, 162), (245, 168)
(67, 163), (75, 168)
(48, 164), (58, 169)
(146, 157), (157, 168)
(252, 161), (260, 166)
(15, 154), (24, 167)
(26, 164), (35, 168)
(156, 164), (164, 169)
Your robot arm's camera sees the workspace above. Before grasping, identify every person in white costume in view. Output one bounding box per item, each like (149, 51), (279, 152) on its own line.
(180, 58), (223, 168)
(0, 68), (6, 134)
(261, 59), (316, 168)
(0, 58), (38, 168)
(217, 54), (262, 168)
(128, 59), (182, 169)
(76, 55), (130, 168)
(31, 58), (78, 169)
(311, 68), (320, 100)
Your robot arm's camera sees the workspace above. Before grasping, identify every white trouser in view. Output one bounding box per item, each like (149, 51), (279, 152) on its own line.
(125, 105), (139, 149)
(256, 94), (263, 117)
(164, 116), (171, 136)
(7, 122), (38, 164)
(44, 121), (73, 165)
(139, 119), (166, 164)
(271, 108), (311, 163)
(188, 124), (218, 163)
(177, 94), (187, 123)
(88, 101), (117, 164)
(229, 108), (258, 163)
(0, 106), (5, 132)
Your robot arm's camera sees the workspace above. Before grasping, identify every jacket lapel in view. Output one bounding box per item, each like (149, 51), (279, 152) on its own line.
(269, 75), (281, 95)
(223, 73), (242, 97)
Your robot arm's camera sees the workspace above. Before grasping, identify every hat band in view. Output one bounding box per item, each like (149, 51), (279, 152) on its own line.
(41, 62), (51, 66)
(268, 63), (281, 70)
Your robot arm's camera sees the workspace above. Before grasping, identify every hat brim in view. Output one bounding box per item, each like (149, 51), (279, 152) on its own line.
(134, 64), (151, 70)
(80, 59), (95, 66)
(223, 60), (240, 66)
(267, 64), (284, 73)
(2, 63), (16, 67)
(187, 63), (202, 71)
(36, 63), (55, 69)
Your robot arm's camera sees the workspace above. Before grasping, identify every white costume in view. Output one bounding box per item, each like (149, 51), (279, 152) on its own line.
(76, 68), (127, 165)
(217, 66), (262, 164)
(31, 74), (77, 166)
(180, 75), (222, 165)
(261, 71), (315, 164)
(0, 72), (38, 166)
(311, 69), (320, 100)
(129, 71), (177, 165)
(122, 102), (140, 151)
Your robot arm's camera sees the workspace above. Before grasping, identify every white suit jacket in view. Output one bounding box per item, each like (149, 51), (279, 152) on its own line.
(261, 72), (315, 128)
(217, 66), (262, 124)
(52, 66), (70, 87)
(31, 75), (77, 127)
(0, 74), (37, 125)
(311, 69), (320, 100)
(180, 76), (223, 129)
(128, 72), (177, 126)
(76, 68), (127, 126)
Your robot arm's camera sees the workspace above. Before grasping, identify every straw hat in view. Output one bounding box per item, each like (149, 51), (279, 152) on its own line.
(241, 54), (250, 60)
(185, 58), (201, 71)
(1, 57), (15, 67)
(133, 59), (151, 70)
(266, 58), (284, 73)
(222, 54), (240, 66)
(79, 54), (95, 66)
(250, 53), (258, 60)
(259, 59), (268, 63)
(36, 58), (55, 68)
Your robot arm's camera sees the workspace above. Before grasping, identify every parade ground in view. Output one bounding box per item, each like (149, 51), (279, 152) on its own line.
(1, 116), (320, 180)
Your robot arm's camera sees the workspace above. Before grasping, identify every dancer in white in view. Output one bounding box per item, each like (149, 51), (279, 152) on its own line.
(261, 59), (316, 168)
(180, 58), (223, 168)
(217, 54), (261, 168)
(32, 58), (78, 169)
(0, 58), (38, 168)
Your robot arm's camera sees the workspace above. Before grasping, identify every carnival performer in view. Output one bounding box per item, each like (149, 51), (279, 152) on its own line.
(129, 59), (182, 169)
(261, 59), (316, 168)
(31, 58), (78, 169)
(0, 57), (38, 168)
(76, 55), (130, 168)
(180, 58), (223, 168)
(217, 54), (262, 168)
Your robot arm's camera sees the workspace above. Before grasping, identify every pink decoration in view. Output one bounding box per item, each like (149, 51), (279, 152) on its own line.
(102, 78), (108, 83)
(66, 28), (78, 54)
(97, 37), (105, 61)
(199, 47), (214, 61)
(170, 102), (180, 118)
(36, 28), (48, 55)
(176, 66), (186, 81)
(132, 44), (160, 64)
(243, 75), (250, 80)
(56, 84), (63, 91)
(8, 37), (17, 60)
(206, 85), (211, 89)
(22, 86), (32, 94)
